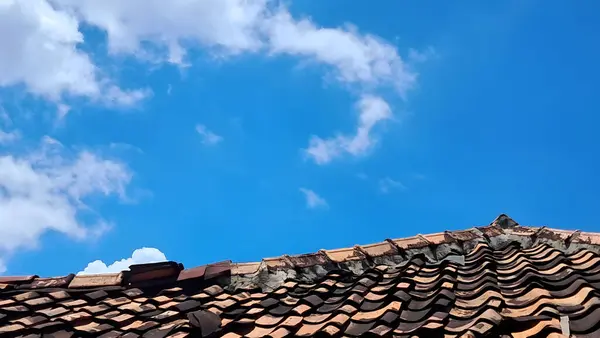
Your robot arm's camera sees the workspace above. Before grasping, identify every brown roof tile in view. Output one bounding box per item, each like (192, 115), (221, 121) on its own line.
(0, 275), (37, 284)
(4, 214), (600, 337)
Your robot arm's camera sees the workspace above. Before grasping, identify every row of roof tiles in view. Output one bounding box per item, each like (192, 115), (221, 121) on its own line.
(2, 215), (600, 291)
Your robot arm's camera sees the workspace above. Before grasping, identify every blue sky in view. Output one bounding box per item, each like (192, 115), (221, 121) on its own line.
(1, 0), (599, 276)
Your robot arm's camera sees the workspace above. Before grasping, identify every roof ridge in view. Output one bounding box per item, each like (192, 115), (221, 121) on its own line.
(3, 214), (598, 292)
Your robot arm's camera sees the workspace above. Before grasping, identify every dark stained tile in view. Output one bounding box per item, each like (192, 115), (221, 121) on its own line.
(174, 299), (202, 312)
(187, 309), (221, 337)
(98, 331), (124, 338)
(84, 289), (109, 301)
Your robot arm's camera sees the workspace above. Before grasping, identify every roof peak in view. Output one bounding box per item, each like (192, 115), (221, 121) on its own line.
(491, 213), (519, 228)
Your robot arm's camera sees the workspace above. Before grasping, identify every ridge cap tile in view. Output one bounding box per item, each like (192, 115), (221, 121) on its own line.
(69, 272), (124, 288)
(286, 252), (329, 268)
(204, 260), (231, 280)
(322, 246), (362, 263)
(177, 265), (207, 282)
(391, 235), (430, 249)
(30, 274), (75, 289)
(360, 241), (398, 257)
(230, 262), (261, 275)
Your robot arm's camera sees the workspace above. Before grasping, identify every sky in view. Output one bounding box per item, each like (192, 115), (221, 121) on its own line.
(0, 0), (599, 277)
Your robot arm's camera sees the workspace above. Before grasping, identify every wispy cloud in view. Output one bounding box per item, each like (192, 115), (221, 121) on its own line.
(299, 188), (328, 209)
(356, 173), (369, 180)
(379, 177), (407, 193)
(408, 46), (437, 63)
(196, 124), (223, 145)
(0, 129), (20, 145)
(305, 95), (392, 164)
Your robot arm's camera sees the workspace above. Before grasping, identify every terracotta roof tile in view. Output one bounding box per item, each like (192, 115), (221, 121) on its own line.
(230, 262), (261, 275)
(4, 214), (600, 336)
(69, 273), (123, 288)
(0, 275), (37, 284)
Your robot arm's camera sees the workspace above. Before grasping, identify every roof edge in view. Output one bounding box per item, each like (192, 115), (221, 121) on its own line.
(3, 215), (598, 292)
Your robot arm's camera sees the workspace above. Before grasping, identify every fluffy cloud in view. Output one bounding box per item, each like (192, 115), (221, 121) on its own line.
(53, 0), (415, 89)
(78, 247), (167, 275)
(305, 95), (392, 164)
(299, 188), (328, 209)
(49, 0), (416, 112)
(52, 0), (268, 59)
(196, 124), (223, 145)
(0, 0), (148, 106)
(2, 0), (417, 160)
(0, 136), (132, 273)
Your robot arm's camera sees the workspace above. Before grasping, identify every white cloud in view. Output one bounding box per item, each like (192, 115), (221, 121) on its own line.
(379, 177), (406, 193)
(0, 136), (132, 273)
(305, 95), (392, 164)
(52, 0), (269, 59)
(2, 0), (418, 161)
(299, 188), (328, 209)
(265, 11), (416, 94)
(78, 247), (167, 275)
(408, 46), (436, 63)
(196, 124), (223, 145)
(50, 0), (415, 92)
(0, 0), (148, 106)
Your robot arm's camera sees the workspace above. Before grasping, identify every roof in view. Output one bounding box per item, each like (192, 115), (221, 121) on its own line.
(1, 214), (600, 337)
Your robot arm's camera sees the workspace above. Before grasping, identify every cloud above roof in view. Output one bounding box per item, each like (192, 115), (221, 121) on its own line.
(305, 95), (393, 164)
(299, 188), (328, 209)
(0, 0), (425, 272)
(0, 135), (132, 274)
(78, 247), (167, 275)
(0, 0), (149, 106)
(2, 0), (417, 161)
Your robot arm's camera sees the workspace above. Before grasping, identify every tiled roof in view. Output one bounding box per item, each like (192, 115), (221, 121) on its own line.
(2, 214), (600, 337)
